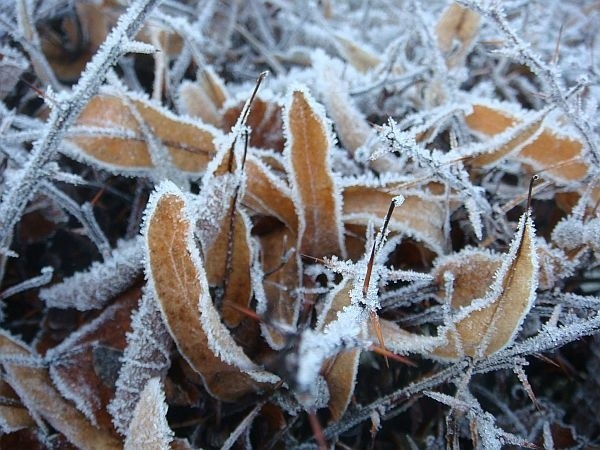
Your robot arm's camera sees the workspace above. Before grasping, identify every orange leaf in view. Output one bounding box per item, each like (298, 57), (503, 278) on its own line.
(0, 331), (121, 449)
(284, 88), (345, 258)
(436, 4), (481, 68)
(144, 182), (278, 401)
(69, 94), (218, 174)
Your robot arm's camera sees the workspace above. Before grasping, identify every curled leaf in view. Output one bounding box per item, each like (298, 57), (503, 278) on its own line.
(433, 212), (539, 359)
(436, 4), (480, 68)
(143, 182), (278, 401)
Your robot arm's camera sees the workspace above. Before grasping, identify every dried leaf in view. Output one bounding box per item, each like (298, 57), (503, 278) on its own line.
(334, 35), (381, 72)
(46, 288), (140, 432)
(465, 103), (588, 182)
(124, 378), (173, 450)
(433, 212), (539, 359)
(177, 67), (228, 127)
(284, 87), (345, 258)
(222, 98), (285, 151)
(343, 186), (445, 255)
(244, 156), (299, 233)
(256, 226), (300, 349)
(0, 380), (35, 433)
(436, 4), (481, 68)
(0, 330), (121, 449)
(143, 182), (278, 401)
(319, 278), (360, 421)
(68, 93), (219, 174)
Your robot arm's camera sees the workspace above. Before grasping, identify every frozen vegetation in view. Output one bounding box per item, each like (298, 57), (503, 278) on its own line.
(0, 0), (599, 448)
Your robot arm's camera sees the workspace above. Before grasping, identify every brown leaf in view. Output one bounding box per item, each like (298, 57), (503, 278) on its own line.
(465, 103), (588, 182)
(243, 156), (299, 233)
(343, 186), (445, 255)
(284, 88), (345, 258)
(0, 330), (121, 450)
(257, 225), (300, 349)
(47, 287), (140, 433)
(334, 35), (381, 72)
(144, 182), (278, 401)
(69, 94), (218, 173)
(177, 67), (229, 127)
(222, 98), (285, 151)
(0, 380), (35, 433)
(433, 212), (538, 359)
(320, 279), (360, 421)
(436, 4), (481, 68)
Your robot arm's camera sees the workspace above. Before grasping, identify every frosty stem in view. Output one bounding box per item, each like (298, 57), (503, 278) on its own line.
(0, 0), (161, 249)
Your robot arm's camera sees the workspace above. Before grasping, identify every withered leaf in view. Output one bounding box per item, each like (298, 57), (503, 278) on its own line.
(284, 87), (345, 258)
(46, 287), (140, 432)
(69, 93), (219, 174)
(222, 98), (285, 151)
(436, 4), (480, 68)
(0, 380), (35, 433)
(256, 226), (300, 350)
(465, 103), (588, 182)
(0, 330), (121, 449)
(343, 186), (445, 255)
(433, 212), (539, 359)
(143, 182), (278, 401)
(244, 156), (299, 233)
(177, 67), (229, 127)
(124, 378), (173, 450)
(334, 35), (381, 72)
(319, 278), (360, 421)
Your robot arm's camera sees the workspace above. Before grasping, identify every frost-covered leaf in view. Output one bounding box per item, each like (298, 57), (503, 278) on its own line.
(465, 103), (588, 182)
(0, 330), (121, 449)
(436, 4), (480, 68)
(222, 97), (285, 151)
(143, 181), (278, 401)
(39, 237), (142, 310)
(255, 226), (300, 349)
(319, 278), (360, 421)
(243, 155), (299, 233)
(433, 212), (539, 359)
(284, 87), (345, 258)
(343, 185), (445, 255)
(176, 67), (229, 127)
(108, 290), (172, 435)
(0, 379), (34, 433)
(67, 92), (219, 175)
(124, 378), (173, 450)
(45, 287), (139, 432)
(333, 34), (381, 72)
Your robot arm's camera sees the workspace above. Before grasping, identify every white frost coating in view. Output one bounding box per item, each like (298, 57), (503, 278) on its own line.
(108, 290), (171, 435)
(124, 378), (173, 450)
(296, 303), (366, 396)
(39, 237), (142, 310)
(282, 84), (347, 258)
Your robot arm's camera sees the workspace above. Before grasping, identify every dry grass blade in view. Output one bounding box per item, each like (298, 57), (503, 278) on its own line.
(70, 94), (218, 173)
(433, 212), (538, 359)
(285, 88), (345, 258)
(124, 378), (173, 450)
(0, 330), (121, 449)
(144, 182), (277, 401)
